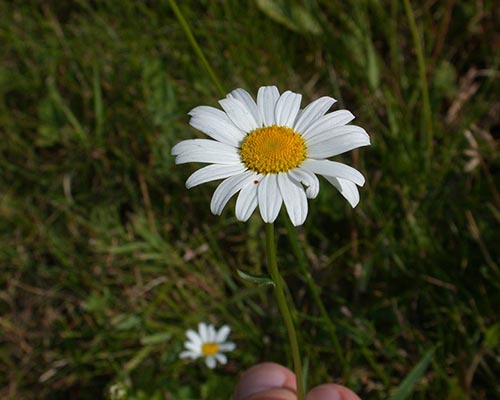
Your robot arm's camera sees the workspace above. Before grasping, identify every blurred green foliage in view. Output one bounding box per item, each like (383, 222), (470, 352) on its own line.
(1, 0), (499, 399)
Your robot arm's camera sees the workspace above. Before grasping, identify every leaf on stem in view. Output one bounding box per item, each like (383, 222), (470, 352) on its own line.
(237, 269), (275, 286)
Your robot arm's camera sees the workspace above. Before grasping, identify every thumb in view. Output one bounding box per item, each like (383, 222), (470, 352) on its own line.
(234, 363), (297, 400)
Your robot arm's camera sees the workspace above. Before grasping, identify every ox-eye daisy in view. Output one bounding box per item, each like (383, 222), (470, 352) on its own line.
(172, 86), (370, 226)
(179, 322), (235, 369)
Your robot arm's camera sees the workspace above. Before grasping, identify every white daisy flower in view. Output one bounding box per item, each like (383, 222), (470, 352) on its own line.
(179, 322), (236, 369)
(172, 86), (370, 226)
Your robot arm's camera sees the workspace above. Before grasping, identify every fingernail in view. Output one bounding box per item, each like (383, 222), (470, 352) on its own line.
(307, 385), (341, 400)
(235, 365), (287, 399)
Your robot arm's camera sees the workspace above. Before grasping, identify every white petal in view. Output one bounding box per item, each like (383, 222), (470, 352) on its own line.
(301, 159), (365, 186)
(219, 97), (259, 132)
(214, 353), (228, 365)
(219, 341), (236, 352)
(235, 176), (260, 222)
(186, 163), (247, 189)
(277, 174), (308, 226)
(210, 171), (254, 215)
(179, 350), (199, 359)
(227, 88), (262, 127)
(174, 148), (240, 165)
(307, 126), (371, 158)
(295, 109), (303, 122)
(188, 105), (245, 147)
(257, 86), (280, 126)
(186, 329), (202, 347)
(288, 169), (320, 199)
(293, 96), (337, 133)
(306, 124), (370, 147)
(324, 176), (360, 207)
(257, 174), (283, 223)
(215, 325), (231, 343)
(302, 110), (355, 140)
(207, 324), (216, 342)
(205, 356), (216, 369)
(184, 340), (200, 353)
(198, 322), (208, 342)
(275, 91), (302, 128)
(172, 139), (236, 156)
(172, 139), (240, 165)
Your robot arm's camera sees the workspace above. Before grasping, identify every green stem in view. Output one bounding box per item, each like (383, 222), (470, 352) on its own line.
(168, 0), (226, 97)
(265, 223), (305, 400)
(283, 218), (348, 381)
(403, 0), (433, 165)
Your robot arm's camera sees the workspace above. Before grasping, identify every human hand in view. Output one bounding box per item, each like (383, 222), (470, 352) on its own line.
(234, 362), (361, 400)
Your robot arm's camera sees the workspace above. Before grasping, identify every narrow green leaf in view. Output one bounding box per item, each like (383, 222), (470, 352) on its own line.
(237, 269), (275, 286)
(366, 39), (380, 90)
(124, 346), (154, 374)
(142, 58), (177, 128)
(388, 347), (435, 400)
(47, 76), (88, 144)
(93, 63), (104, 142)
(484, 323), (500, 350)
(141, 332), (173, 346)
(255, 0), (322, 35)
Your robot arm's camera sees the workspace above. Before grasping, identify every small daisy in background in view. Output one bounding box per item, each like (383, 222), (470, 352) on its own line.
(179, 322), (236, 369)
(172, 85), (370, 226)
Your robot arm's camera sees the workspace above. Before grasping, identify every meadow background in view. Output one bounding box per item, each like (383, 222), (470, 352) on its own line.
(1, 0), (499, 399)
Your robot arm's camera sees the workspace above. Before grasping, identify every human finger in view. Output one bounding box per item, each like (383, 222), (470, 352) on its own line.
(307, 384), (361, 400)
(234, 362), (297, 400)
(244, 387), (297, 400)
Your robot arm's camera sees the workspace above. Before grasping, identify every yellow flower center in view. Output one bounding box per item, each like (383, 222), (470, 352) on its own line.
(239, 125), (307, 174)
(201, 342), (220, 356)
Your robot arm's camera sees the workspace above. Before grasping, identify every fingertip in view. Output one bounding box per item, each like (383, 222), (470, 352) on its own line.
(234, 362), (297, 400)
(245, 388), (297, 400)
(307, 384), (361, 400)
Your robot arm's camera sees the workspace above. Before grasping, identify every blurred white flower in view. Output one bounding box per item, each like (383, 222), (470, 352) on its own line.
(108, 382), (127, 400)
(179, 322), (235, 369)
(172, 86), (370, 226)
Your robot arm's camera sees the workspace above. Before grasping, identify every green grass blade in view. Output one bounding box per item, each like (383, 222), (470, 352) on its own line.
(93, 63), (104, 142)
(388, 348), (435, 400)
(47, 75), (88, 145)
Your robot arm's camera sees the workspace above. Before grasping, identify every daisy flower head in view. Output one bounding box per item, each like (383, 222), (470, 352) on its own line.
(179, 322), (235, 369)
(172, 86), (370, 226)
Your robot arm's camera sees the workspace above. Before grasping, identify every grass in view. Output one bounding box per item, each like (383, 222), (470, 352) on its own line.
(1, 0), (499, 399)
